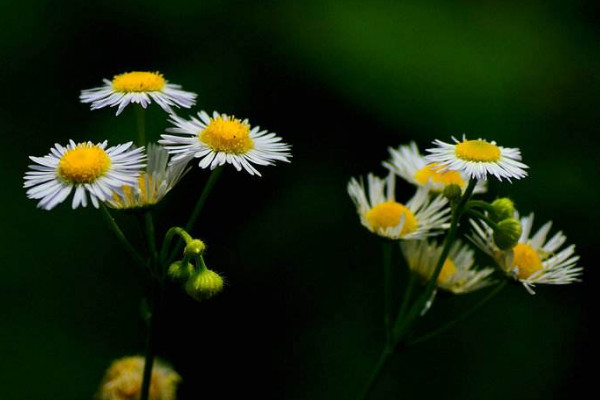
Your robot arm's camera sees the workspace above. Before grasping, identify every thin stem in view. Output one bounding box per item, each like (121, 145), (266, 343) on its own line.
(382, 241), (393, 345)
(140, 283), (160, 400)
(167, 167), (223, 263)
(145, 211), (159, 275)
(159, 226), (192, 263)
(185, 167), (223, 233)
(135, 105), (146, 146)
(466, 209), (499, 230)
(396, 271), (416, 325)
(407, 280), (507, 346)
(99, 204), (146, 269)
(466, 200), (495, 213)
(358, 345), (393, 400)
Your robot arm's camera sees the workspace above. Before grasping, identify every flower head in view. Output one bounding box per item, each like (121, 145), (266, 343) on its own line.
(426, 136), (528, 181)
(97, 356), (181, 400)
(401, 239), (495, 294)
(347, 173), (450, 240)
(470, 212), (582, 294)
(80, 71), (197, 115)
(159, 111), (291, 176)
(108, 143), (188, 210)
(24, 140), (145, 210)
(384, 142), (486, 193)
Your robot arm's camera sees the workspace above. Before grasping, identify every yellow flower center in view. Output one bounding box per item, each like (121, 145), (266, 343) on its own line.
(112, 71), (166, 92)
(437, 258), (458, 284)
(365, 201), (418, 235)
(58, 144), (111, 184)
(414, 163), (465, 188)
(455, 139), (501, 162)
(511, 243), (543, 279)
(200, 116), (254, 154)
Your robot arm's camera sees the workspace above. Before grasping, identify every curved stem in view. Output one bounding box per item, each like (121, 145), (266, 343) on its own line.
(407, 280), (507, 346)
(159, 226), (192, 263)
(466, 200), (495, 213)
(99, 204), (146, 269)
(466, 209), (499, 230)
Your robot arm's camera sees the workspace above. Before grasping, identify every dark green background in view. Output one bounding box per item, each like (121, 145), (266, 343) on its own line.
(0, 0), (597, 399)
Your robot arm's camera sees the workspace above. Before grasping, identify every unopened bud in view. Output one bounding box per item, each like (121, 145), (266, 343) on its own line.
(168, 261), (195, 282)
(185, 269), (224, 301)
(493, 218), (522, 250)
(443, 184), (462, 201)
(490, 198), (514, 222)
(184, 239), (206, 256)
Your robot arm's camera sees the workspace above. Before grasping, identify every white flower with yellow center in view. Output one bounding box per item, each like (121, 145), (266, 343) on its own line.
(401, 239), (495, 294)
(24, 140), (145, 210)
(426, 136), (528, 181)
(80, 71), (197, 115)
(347, 173), (450, 240)
(159, 110), (292, 176)
(108, 143), (189, 210)
(470, 213), (582, 294)
(383, 141), (486, 194)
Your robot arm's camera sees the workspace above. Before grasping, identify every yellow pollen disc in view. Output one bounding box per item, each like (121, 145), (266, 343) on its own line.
(200, 116), (254, 154)
(114, 173), (157, 207)
(112, 71), (166, 92)
(511, 243), (543, 279)
(414, 163), (465, 188)
(455, 140), (501, 162)
(365, 201), (418, 235)
(437, 258), (458, 284)
(58, 144), (111, 184)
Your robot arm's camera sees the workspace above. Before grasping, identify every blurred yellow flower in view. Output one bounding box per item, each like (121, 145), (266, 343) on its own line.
(97, 356), (181, 400)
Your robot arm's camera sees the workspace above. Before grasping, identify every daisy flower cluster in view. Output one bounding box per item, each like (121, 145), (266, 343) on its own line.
(23, 70), (292, 400)
(351, 134), (583, 397)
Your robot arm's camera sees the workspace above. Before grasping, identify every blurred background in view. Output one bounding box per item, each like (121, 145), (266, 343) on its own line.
(1, 0), (598, 399)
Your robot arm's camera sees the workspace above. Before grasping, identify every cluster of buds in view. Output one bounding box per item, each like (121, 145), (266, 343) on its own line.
(481, 198), (522, 251)
(168, 233), (224, 301)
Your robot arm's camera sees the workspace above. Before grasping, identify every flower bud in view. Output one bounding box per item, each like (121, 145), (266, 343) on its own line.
(185, 269), (224, 301)
(167, 261), (195, 282)
(493, 218), (522, 250)
(443, 184), (462, 201)
(184, 239), (206, 256)
(490, 198), (514, 222)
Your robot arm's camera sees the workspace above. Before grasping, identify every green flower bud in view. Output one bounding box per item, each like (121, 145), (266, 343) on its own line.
(167, 261), (195, 282)
(443, 184), (462, 201)
(493, 218), (522, 250)
(490, 198), (515, 222)
(185, 269), (224, 301)
(184, 239), (206, 256)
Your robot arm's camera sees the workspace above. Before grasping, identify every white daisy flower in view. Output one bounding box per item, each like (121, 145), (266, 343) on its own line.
(469, 212), (582, 294)
(383, 141), (486, 194)
(401, 239), (495, 294)
(159, 111), (292, 176)
(347, 173), (450, 240)
(80, 71), (197, 116)
(24, 140), (145, 210)
(425, 136), (528, 181)
(108, 143), (189, 210)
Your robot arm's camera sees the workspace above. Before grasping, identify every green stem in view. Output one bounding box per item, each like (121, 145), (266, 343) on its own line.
(465, 209), (499, 230)
(135, 105), (146, 146)
(466, 200), (495, 213)
(99, 204), (146, 269)
(140, 283), (160, 400)
(159, 227), (192, 263)
(167, 167), (223, 263)
(382, 241), (393, 345)
(358, 345), (393, 400)
(406, 280), (507, 346)
(145, 211), (159, 275)
(396, 271), (416, 325)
